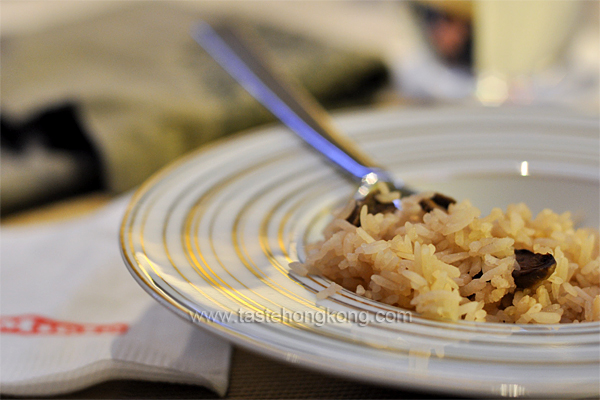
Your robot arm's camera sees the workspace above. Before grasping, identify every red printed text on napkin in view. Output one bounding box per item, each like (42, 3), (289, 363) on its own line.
(0, 315), (128, 335)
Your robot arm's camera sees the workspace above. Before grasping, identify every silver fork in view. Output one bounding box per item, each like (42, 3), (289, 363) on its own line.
(192, 22), (415, 207)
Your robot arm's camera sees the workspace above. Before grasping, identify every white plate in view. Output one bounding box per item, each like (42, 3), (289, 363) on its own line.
(121, 106), (600, 398)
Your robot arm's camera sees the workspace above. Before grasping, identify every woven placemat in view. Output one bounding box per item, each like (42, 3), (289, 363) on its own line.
(225, 347), (449, 399)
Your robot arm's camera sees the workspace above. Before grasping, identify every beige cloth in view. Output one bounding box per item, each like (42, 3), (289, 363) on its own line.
(1, 2), (386, 194)
(1, 194), (232, 397)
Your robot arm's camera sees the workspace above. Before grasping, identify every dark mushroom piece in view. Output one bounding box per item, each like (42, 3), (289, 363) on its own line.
(419, 193), (457, 213)
(512, 249), (556, 289)
(346, 192), (397, 227)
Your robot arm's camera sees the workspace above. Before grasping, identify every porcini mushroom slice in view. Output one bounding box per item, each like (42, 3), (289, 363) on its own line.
(419, 193), (457, 213)
(346, 193), (397, 227)
(512, 249), (556, 289)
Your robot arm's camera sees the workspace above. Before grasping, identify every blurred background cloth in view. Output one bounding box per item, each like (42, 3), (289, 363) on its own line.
(0, 2), (389, 214)
(1, 0), (598, 216)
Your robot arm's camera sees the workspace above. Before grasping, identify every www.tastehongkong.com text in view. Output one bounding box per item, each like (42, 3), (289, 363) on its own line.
(188, 308), (412, 327)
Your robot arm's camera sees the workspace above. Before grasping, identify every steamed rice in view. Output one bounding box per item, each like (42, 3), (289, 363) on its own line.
(295, 191), (600, 324)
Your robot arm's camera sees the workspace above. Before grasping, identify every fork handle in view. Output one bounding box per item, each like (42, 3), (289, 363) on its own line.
(192, 22), (391, 182)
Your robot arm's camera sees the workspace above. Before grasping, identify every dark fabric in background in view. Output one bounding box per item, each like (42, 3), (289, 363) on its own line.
(1, 105), (104, 214)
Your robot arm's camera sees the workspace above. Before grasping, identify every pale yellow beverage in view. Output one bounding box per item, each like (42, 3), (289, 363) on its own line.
(473, 0), (581, 105)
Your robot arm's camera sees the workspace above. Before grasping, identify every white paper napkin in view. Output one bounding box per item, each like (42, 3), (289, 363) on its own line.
(0, 195), (232, 397)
